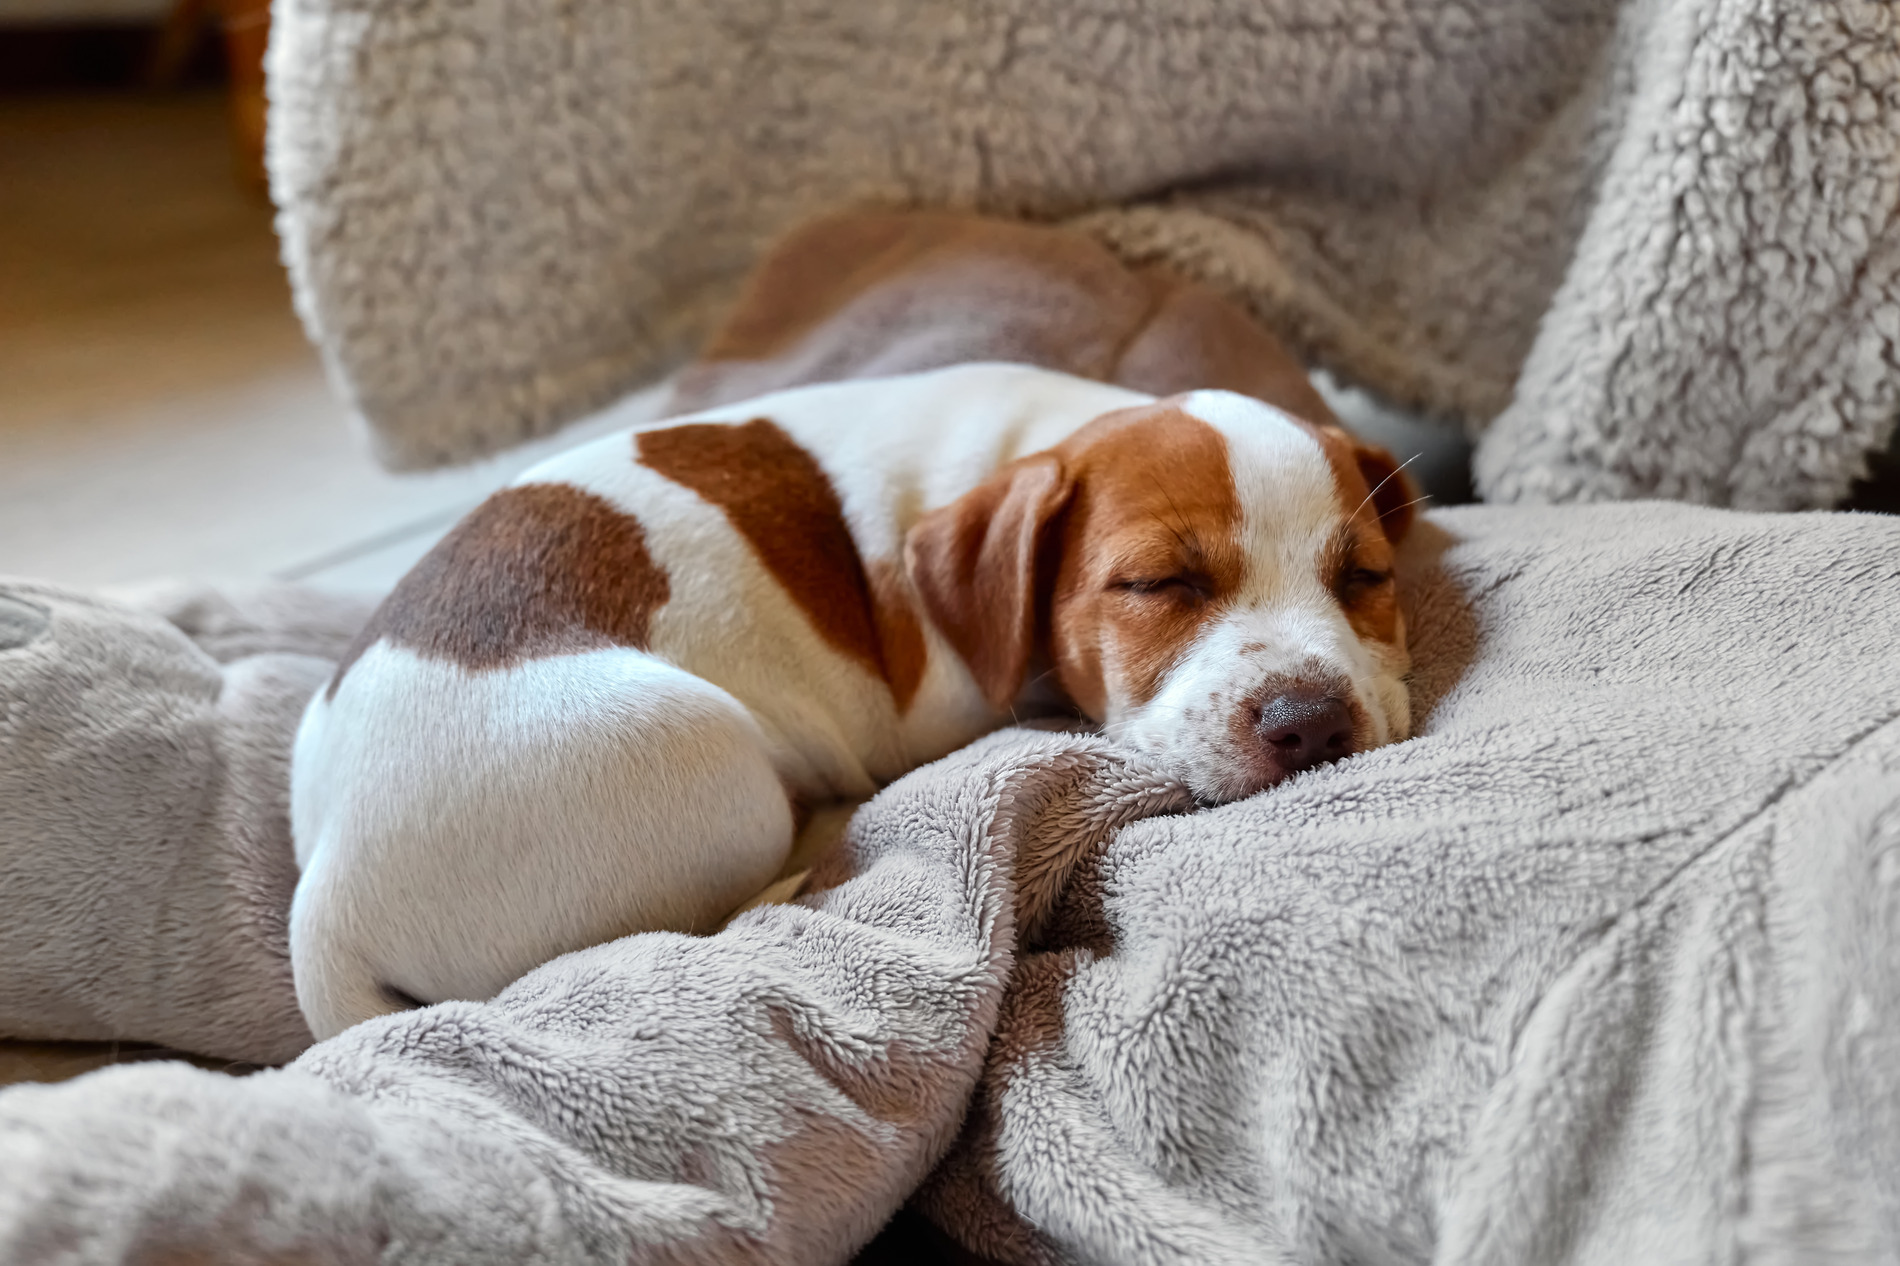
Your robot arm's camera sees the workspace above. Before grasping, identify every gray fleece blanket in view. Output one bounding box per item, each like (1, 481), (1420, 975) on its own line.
(0, 581), (373, 1067)
(269, 0), (1900, 508)
(4, 501), (1900, 1263)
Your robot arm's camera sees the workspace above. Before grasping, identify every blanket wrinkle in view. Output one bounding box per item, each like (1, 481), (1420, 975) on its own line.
(1494, 711), (1900, 1080)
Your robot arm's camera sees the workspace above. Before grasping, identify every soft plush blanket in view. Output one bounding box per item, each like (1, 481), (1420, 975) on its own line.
(5, 501), (1898, 1263)
(269, 0), (1900, 508)
(0, 580), (375, 1067)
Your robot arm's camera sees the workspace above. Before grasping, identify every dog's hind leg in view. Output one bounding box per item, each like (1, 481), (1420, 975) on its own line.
(290, 646), (794, 1040)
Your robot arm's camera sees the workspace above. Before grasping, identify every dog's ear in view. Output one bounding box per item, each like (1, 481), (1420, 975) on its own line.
(905, 453), (1074, 711)
(1351, 442), (1419, 545)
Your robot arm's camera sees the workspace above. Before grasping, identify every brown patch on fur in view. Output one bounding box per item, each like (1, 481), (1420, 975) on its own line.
(866, 558), (928, 712)
(327, 483), (668, 695)
(637, 417), (926, 710)
(905, 454), (1073, 712)
(1304, 423), (1417, 548)
(908, 405), (1246, 719)
(1045, 406), (1244, 716)
(666, 211), (1152, 414)
(1347, 440), (1419, 545)
(1114, 265), (1342, 425)
(665, 209), (1344, 431)
(1308, 427), (1410, 649)
(1319, 520), (1404, 648)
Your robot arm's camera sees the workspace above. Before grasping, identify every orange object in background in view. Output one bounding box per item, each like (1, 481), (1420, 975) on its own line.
(219, 0), (269, 188)
(147, 0), (270, 188)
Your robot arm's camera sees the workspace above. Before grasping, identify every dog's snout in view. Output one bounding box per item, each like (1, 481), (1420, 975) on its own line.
(1255, 689), (1354, 776)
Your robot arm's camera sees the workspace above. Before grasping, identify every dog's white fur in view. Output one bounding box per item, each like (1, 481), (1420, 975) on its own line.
(291, 364), (1408, 1039)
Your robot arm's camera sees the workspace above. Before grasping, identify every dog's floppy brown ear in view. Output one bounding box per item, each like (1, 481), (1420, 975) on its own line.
(1352, 442), (1419, 545)
(905, 454), (1073, 711)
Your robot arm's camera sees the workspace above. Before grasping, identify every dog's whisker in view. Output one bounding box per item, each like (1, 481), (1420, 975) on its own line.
(1385, 491), (1435, 518)
(1350, 452), (1422, 524)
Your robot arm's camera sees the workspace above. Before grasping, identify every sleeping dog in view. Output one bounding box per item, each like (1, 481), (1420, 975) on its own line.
(290, 217), (1418, 1040)
(291, 364), (1415, 1039)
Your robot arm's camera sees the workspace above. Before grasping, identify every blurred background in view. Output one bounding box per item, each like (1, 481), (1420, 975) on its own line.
(0, 3), (638, 593)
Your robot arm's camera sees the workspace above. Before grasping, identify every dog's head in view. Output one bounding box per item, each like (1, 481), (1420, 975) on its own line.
(906, 390), (1415, 802)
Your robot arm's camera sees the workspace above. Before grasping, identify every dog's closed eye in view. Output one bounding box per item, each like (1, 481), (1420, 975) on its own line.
(1111, 572), (1213, 602)
(1336, 567), (1392, 597)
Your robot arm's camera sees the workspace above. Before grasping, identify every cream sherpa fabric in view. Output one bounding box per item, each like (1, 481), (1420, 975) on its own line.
(5, 502), (1900, 1263)
(269, 0), (1900, 508)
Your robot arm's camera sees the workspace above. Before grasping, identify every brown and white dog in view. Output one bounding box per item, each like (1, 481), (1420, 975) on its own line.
(290, 217), (1418, 1040)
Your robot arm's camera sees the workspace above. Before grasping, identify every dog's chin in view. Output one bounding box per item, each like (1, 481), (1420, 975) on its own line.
(1115, 735), (1288, 807)
(1133, 715), (1400, 805)
(1187, 757), (1293, 806)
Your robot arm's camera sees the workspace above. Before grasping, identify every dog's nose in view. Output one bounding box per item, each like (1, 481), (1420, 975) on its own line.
(1256, 690), (1354, 776)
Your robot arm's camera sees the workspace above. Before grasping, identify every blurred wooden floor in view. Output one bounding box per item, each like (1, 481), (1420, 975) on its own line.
(0, 91), (648, 594)
(0, 1039), (257, 1088)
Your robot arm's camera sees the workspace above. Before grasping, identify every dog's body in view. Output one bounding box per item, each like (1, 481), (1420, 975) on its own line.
(291, 213), (1426, 1041)
(292, 362), (1416, 1039)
